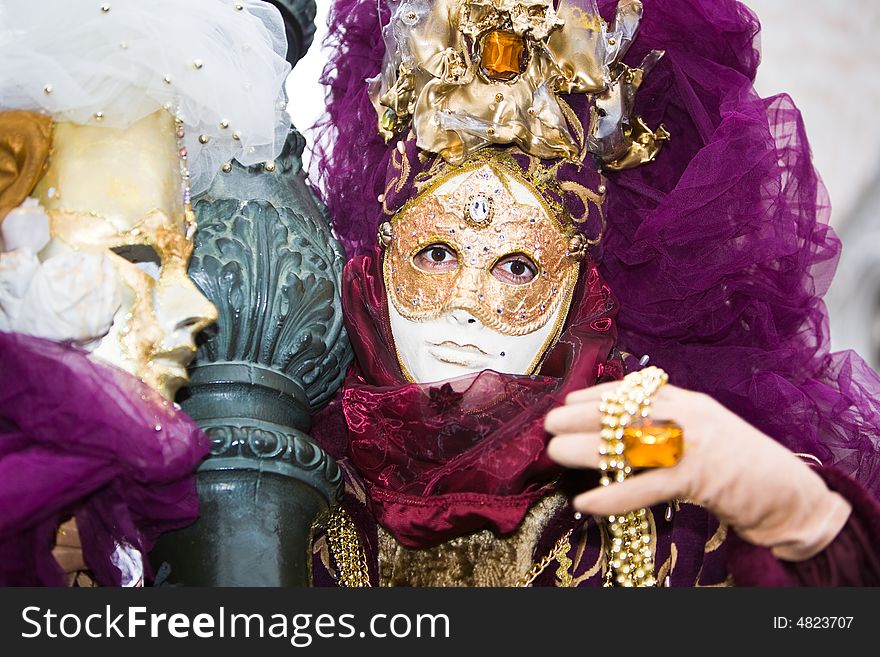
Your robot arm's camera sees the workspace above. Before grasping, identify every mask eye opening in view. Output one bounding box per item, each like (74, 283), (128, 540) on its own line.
(112, 243), (160, 265)
(112, 244), (162, 280)
(491, 251), (539, 285)
(412, 242), (459, 273)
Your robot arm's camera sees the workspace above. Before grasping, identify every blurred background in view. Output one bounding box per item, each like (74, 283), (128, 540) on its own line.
(286, 0), (880, 372)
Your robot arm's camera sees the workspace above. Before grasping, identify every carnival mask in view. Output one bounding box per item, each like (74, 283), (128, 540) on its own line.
(27, 112), (217, 399)
(383, 160), (584, 382)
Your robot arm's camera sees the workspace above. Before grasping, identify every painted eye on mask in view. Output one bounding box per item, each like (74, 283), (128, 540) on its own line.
(492, 252), (538, 285)
(413, 243), (458, 273)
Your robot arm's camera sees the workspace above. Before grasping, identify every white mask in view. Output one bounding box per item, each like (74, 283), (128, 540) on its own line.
(388, 292), (567, 383)
(383, 161), (582, 384)
(25, 112), (217, 399)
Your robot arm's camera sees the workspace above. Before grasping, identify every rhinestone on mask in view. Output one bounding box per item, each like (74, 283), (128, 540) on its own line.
(465, 194), (493, 227)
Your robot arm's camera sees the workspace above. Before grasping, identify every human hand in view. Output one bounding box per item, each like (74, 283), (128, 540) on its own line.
(544, 381), (852, 561)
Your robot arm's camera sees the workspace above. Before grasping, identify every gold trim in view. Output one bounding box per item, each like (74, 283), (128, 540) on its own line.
(525, 264), (578, 375)
(394, 152), (576, 234)
(326, 507), (372, 587)
(516, 529), (574, 588)
(557, 97), (586, 162)
(339, 460), (369, 505)
(382, 147), (412, 215)
(695, 574), (735, 588)
(328, 495), (582, 587)
(567, 517), (605, 586)
(571, 546), (604, 585)
(704, 523), (728, 554)
(558, 179), (606, 245)
(394, 146), (411, 194)
(655, 542), (677, 586)
(312, 533), (335, 584)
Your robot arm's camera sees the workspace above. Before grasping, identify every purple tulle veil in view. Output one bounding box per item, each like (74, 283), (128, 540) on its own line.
(0, 333), (209, 586)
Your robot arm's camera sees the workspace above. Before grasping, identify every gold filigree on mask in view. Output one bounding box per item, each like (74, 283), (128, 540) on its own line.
(409, 148), (607, 231)
(383, 160), (580, 337)
(47, 208), (216, 398)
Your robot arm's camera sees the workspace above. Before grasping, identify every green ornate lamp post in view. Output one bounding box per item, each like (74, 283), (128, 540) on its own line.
(150, 1), (350, 586)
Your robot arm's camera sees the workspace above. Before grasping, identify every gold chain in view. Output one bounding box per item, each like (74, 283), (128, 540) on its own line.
(516, 529), (573, 587)
(597, 366), (667, 587)
(326, 507), (372, 587)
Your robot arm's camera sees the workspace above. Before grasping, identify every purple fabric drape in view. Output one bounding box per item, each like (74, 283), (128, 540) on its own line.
(0, 332), (209, 586)
(594, 0), (880, 493)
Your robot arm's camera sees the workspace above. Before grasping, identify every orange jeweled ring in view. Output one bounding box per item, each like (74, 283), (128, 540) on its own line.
(597, 366), (680, 588)
(598, 366), (684, 484)
(622, 418), (685, 468)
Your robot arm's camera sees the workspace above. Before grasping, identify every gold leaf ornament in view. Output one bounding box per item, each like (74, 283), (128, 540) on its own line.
(370, 0), (668, 170)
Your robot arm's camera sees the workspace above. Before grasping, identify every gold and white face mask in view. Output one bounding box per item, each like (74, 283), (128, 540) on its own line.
(31, 112), (217, 399)
(382, 160), (584, 383)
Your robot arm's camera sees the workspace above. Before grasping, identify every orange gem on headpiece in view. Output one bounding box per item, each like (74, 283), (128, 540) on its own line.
(480, 30), (525, 81)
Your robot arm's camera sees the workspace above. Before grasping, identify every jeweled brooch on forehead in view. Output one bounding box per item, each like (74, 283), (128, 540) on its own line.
(465, 194), (494, 227)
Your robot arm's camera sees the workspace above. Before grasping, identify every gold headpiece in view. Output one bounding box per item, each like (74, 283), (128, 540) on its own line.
(370, 0), (668, 168)
(404, 148), (606, 231)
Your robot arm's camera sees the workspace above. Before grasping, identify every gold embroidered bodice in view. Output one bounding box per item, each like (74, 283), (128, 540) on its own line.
(377, 493), (566, 587)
